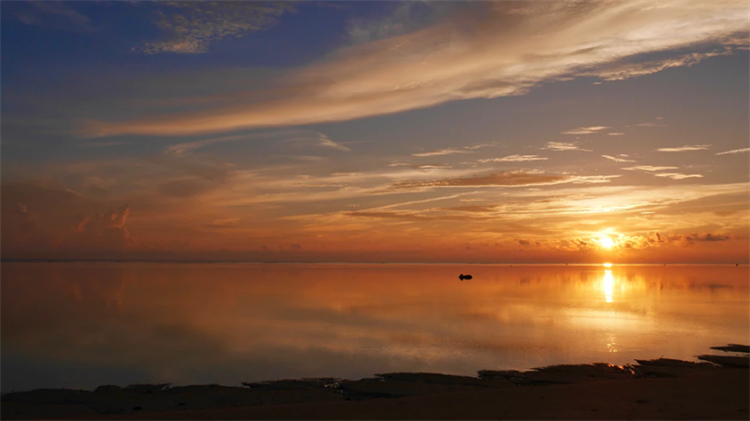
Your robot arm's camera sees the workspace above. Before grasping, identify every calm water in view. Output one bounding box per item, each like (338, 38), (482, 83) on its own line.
(2, 262), (748, 392)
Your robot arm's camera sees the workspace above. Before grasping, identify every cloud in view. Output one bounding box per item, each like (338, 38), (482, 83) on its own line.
(561, 126), (610, 135)
(392, 172), (565, 189)
(601, 155), (635, 163)
(640, 232), (730, 247)
(653, 173), (704, 180)
(543, 142), (591, 152)
(344, 204), (503, 223)
(589, 50), (735, 81)
(680, 233), (731, 243)
(347, 1), (436, 44)
(166, 133), (258, 157)
(80, 1), (749, 137)
(608, 133), (625, 136)
(319, 136), (350, 152)
(621, 165), (703, 180)
(717, 147), (750, 155)
(443, 205), (498, 213)
(479, 155), (548, 163)
(657, 145), (711, 152)
(637, 122), (667, 127)
(622, 165), (679, 172)
(390, 171), (618, 190)
(412, 144), (491, 157)
(389, 163), (452, 170)
(165, 130), (348, 156)
(1, 182), (137, 257)
(412, 148), (469, 157)
(515, 231), (732, 252)
(345, 210), (436, 222)
(140, 2), (294, 54)
(14, 1), (93, 31)
(67, 205), (134, 252)
(294, 132), (351, 152)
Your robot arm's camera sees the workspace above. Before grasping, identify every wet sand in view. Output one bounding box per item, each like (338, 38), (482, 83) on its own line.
(2, 349), (748, 420)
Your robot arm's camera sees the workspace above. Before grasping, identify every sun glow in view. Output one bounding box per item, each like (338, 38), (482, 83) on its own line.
(599, 236), (615, 249)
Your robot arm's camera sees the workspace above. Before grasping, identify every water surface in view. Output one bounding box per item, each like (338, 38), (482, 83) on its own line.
(2, 262), (748, 392)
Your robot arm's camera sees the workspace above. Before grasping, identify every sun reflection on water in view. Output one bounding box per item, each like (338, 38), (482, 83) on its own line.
(603, 270), (615, 303)
(606, 334), (618, 353)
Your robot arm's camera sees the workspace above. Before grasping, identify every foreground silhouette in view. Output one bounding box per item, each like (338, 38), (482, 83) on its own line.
(2, 344), (747, 420)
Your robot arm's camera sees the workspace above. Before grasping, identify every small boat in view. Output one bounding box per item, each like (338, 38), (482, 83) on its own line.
(459, 274), (472, 280)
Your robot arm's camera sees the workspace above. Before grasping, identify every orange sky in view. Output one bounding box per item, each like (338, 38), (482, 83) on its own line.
(2, 1), (749, 262)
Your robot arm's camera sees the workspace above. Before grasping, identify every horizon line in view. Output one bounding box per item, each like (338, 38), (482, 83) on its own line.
(1, 258), (747, 266)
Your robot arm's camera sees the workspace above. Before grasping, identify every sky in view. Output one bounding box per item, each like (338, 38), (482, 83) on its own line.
(1, 0), (749, 263)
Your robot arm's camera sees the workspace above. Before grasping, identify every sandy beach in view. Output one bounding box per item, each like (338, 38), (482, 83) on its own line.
(3, 347), (748, 420)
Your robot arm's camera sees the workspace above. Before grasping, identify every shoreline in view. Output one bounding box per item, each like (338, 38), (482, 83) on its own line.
(2, 346), (748, 420)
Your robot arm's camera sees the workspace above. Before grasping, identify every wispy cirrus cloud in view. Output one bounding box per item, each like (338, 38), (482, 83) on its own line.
(479, 155), (548, 163)
(543, 142), (591, 152)
(412, 148), (471, 157)
(412, 144), (491, 157)
(561, 126), (610, 135)
(608, 133), (625, 136)
(344, 210), (474, 222)
(139, 2), (294, 54)
(588, 50), (734, 81)
(442, 205), (498, 213)
(622, 165), (703, 180)
(79, 1), (750, 137)
(389, 163), (452, 170)
(391, 171), (619, 190)
(166, 133), (255, 157)
(657, 145), (711, 152)
(287, 133), (351, 152)
(716, 148), (750, 155)
(637, 122), (667, 127)
(14, 1), (93, 31)
(654, 173), (704, 180)
(602, 155), (635, 163)
(165, 130), (349, 157)
(622, 165), (679, 172)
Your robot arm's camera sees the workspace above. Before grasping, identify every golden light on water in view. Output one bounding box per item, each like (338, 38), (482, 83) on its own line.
(603, 269), (615, 303)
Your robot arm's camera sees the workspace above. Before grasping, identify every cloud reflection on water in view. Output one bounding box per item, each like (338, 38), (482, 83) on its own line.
(2, 263), (747, 391)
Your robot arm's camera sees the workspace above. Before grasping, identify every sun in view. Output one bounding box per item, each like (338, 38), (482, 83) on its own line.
(599, 237), (615, 249)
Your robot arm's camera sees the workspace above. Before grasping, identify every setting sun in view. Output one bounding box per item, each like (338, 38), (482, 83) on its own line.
(599, 237), (615, 249)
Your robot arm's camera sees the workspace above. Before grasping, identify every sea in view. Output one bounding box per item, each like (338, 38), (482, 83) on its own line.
(2, 262), (748, 392)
